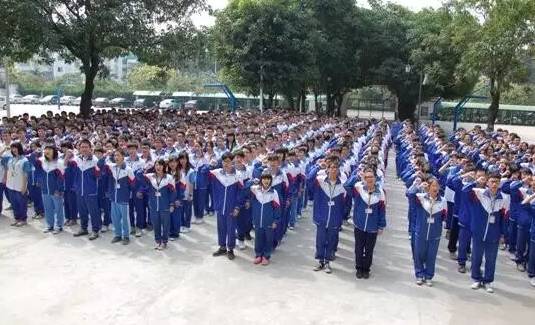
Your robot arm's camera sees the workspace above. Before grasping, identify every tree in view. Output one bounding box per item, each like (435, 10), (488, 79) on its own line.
(214, 0), (314, 109)
(0, 0), (204, 117)
(127, 64), (171, 91)
(452, 0), (535, 130)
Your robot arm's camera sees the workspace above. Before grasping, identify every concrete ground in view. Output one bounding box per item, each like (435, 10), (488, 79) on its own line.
(1, 149), (534, 324)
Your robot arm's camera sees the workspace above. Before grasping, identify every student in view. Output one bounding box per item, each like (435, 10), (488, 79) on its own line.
(521, 187), (535, 287)
(308, 161), (346, 274)
(101, 149), (135, 245)
(168, 156), (183, 241)
(32, 144), (65, 234)
(27, 140), (45, 220)
(94, 147), (111, 233)
(190, 140), (210, 225)
(66, 139), (102, 240)
(125, 143), (146, 237)
(346, 167), (386, 279)
(143, 159), (176, 250)
(60, 141), (78, 226)
(463, 173), (509, 293)
(177, 151), (194, 233)
(1, 142), (32, 227)
(244, 172), (281, 265)
(209, 152), (242, 260)
(235, 149), (253, 250)
(407, 177), (447, 286)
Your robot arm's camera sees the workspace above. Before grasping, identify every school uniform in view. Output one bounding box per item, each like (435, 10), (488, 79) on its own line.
(68, 154), (103, 234)
(169, 176), (184, 239)
(209, 168), (242, 251)
(236, 164), (254, 242)
(309, 175), (346, 264)
(246, 184), (281, 259)
(2, 155), (32, 221)
(411, 193), (447, 280)
(63, 156), (78, 222)
(102, 162), (135, 239)
(286, 161), (304, 228)
(522, 201), (535, 278)
(190, 154), (211, 220)
(348, 181), (386, 275)
(32, 157), (65, 230)
(463, 183), (509, 285)
(126, 156), (147, 230)
(97, 160), (111, 229)
(26, 152), (44, 216)
(143, 173), (177, 244)
(180, 169), (194, 230)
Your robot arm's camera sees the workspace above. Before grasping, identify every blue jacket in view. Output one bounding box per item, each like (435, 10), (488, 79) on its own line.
(67, 155), (100, 197)
(521, 201), (535, 241)
(346, 181), (386, 233)
(502, 180), (533, 226)
(308, 175), (347, 229)
(32, 157), (65, 195)
(245, 183), (281, 229)
(143, 173), (177, 212)
(101, 162), (135, 204)
(463, 183), (508, 243)
(209, 168), (243, 216)
(190, 155), (211, 190)
(411, 192), (447, 240)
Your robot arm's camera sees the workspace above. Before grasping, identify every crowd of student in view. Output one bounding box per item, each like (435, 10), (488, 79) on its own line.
(0, 109), (389, 275)
(3, 108), (533, 291)
(394, 121), (535, 292)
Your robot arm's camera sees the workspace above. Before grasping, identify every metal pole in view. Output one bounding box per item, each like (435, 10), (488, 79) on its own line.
(259, 65), (263, 114)
(4, 58), (11, 118)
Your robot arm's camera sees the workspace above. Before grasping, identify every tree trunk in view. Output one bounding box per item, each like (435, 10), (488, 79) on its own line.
(314, 88), (320, 114)
(326, 93), (335, 117)
(334, 92), (344, 117)
(80, 58), (99, 118)
(268, 93), (274, 109)
(396, 91), (417, 121)
(486, 78), (500, 132)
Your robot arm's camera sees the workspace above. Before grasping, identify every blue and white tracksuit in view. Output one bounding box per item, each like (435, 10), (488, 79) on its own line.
(464, 183), (509, 284)
(102, 163), (135, 239)
(126, 156), (146, 229)
(26, 152), (44, 215)
(309, 175), (347, 264)
(245, 184), (281, 259)
(190, 155), (211, 220)
(68, 155), (101, 232)
(143, 173), (177, 244)
(286, 161), (303, 228)
(209, 168), (242, 250)
(522, 201), (535, 278)
(411, 193), (447, 280)
(180, 169), (194, 229)
(32, 158), (65, 230)
(502, 180), (533, 265)
(236, 164), (253, 241)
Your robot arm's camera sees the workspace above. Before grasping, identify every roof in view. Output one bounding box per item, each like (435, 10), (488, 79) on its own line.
(133, 91), (164, 96)
(441, 101), (535, 112)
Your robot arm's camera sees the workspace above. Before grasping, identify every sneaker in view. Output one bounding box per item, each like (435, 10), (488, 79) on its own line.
(161, 243), (167, 250)
(244, 233), (252, 241)
(130, 228), (136, 235)
(356, 271), (363, 279)
(458, 265), (467, 273)
(449, 252), (457, 260)
(135, 229), (142, 237)
(192, 218), (205, 225)
(416, 278), (424, 286)
(111, 237), (122, 244)
(43, 228), (53, 233)
(324, 263), (332, 274)
(313, 263), (325, 272)
(73, 230), (89, 237)
(362, 272), (370, 279)
(212, 247), (227, 257)
(254, 257), (263, 264)
(154, 243), (162, 250)
(261, 257), (270, 266)
(517, 264), (526, 272)
(485, 284), (494, 293)
(471, 282), (482, 290)
(122, 238), (130, 245)
(288, 226), (295, 231)
(88, 232), (99, 240)
(101, 225), (109, 233)
(169, 237), (177, 241)
(425, 280), (433, 287)
(14, 221), (27, 227)
(227, 250), (235, 260)
(238, 240), (246, 250)
(181, 227), (191, 234)
(52, 228), (63, 235)
(530, 278), (535, 287)
(499, 243), (506, 250)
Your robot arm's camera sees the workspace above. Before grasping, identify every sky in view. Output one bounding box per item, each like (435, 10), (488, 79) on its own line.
(192, 0), (445, 27)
